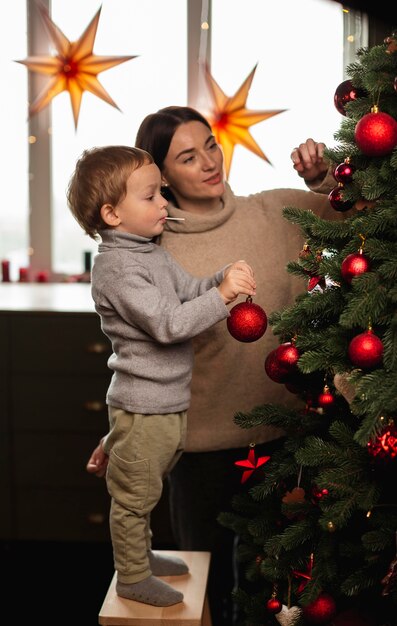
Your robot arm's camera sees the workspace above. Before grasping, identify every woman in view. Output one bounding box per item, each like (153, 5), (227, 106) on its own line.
(87, 106), (339, 625)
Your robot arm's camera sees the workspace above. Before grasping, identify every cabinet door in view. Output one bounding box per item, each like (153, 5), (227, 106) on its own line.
(0, 315), (12, 536)
(11, 313), (111, 374)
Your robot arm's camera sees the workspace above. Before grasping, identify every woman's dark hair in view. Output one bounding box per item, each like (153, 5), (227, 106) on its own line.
(135, 106), (212, 202)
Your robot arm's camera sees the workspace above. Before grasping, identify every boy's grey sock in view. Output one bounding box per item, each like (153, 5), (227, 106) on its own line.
(116, 575), (183, 607)
(148, 550), (189, 576)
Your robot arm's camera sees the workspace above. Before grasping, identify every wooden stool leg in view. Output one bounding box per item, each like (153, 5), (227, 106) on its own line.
(202, 594), (212, 626)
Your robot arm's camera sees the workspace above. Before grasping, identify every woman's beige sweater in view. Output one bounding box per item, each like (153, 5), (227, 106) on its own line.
(160, 179), (342, 452)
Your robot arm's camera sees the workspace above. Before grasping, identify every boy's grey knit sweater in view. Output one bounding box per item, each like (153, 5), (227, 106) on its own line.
(92, 230), (229, 415)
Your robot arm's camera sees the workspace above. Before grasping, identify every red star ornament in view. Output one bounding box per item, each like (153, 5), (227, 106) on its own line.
(292, 553), (314, 593)
(203, 63), (286, 179)
(16, 2), (137, 129)
(235, 447), (270, 483)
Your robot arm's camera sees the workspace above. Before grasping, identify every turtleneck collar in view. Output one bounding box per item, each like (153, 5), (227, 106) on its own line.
(98, 229), (156, 253)
(163, 182), (236, 234)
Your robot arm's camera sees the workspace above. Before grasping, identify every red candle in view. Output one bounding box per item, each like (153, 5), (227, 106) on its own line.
(36, 271), (49, 283)
(19, 267), (29, 282)
(1, 260), (10, 282)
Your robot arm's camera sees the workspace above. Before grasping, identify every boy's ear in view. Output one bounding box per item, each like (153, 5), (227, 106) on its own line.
(100, 203), (121, 227)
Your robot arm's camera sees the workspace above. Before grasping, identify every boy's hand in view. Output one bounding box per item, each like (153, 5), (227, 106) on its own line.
(218, 260), (256, 304)
(291, 138), (329, 183)
(86, 437), (108, 478)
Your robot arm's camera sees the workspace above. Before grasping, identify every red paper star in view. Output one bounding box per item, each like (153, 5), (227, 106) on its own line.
(235, 447), (270, 483)
(203, 63), (286, 179)
(16, 2), (137, 128)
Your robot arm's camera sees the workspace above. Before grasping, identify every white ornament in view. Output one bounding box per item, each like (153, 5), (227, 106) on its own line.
(275, 604), (302, 626)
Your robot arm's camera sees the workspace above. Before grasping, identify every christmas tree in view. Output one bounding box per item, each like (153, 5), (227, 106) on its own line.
(219, 33), (397, 626)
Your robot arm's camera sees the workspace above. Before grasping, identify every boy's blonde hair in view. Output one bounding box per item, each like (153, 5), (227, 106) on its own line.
(67, 145), (154, 240)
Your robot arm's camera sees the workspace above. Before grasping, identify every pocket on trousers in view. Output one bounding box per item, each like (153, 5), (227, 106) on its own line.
(107, 449), (149, 511)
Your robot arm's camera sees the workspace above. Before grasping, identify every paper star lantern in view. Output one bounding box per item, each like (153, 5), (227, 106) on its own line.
(16, 2), (137, 128)
(235, 446), (270, 483)
(203, 63), (285, 178)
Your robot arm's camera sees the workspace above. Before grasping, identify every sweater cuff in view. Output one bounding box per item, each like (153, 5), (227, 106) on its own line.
(305, 166), (335, 195)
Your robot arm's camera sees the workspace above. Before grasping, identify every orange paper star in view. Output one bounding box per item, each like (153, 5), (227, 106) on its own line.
(16, 2), (137, 128)
(203, 64), (286, 178)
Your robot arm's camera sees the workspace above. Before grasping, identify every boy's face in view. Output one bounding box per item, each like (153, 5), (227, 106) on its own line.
(113, 163), (168, 238)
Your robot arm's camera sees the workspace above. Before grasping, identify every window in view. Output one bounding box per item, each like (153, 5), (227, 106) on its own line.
(0, 0), (368, 282)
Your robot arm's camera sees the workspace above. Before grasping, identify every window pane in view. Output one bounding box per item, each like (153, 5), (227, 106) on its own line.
(0, 3), (29, 281)
(51, 0), (187, 275)
(211, 0), (344, 194)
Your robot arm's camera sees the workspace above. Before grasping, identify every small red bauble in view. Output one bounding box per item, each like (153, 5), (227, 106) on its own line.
(348, 329), (383, 368)
(264, 349), (290, 383)
(334, 79), (365, 115)
(302, 592), (336, 624)
(318, 386), (334, 407)
(266, 597), (282, 614)
(275, 342), (300, 370)
(367, 422), (397, 460)
(355, 110), (397, 156)
(341, 252), (371, 283)
(328, 186), (354, 212)
(227, 296), (267, 342)
(334, 160), (355, 184)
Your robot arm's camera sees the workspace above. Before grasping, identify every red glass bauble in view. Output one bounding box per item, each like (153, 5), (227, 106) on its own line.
(312, 486), (329, 500)
(334, 79), (366, 115)
(328, 186), (354, 212)
(264, 349), (290, 383)
(303, 593), (336, 624)
(266, 597), (282, 614)
(334, 161), (355, 184)
(318, 388), (335, 407)
(341, 252), (371, 283)
(227, 296), (267, 342)
(367, 422), (397, 460)
(348, 329), (383, 368)
(355, 111), (397, 156)
(275, 342), (300, 370)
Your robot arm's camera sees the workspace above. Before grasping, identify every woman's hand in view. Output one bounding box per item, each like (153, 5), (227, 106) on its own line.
(291, 138), (329, 183)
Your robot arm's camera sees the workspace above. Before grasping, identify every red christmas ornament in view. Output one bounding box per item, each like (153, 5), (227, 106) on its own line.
(308, 274), (326, 292)
(334, 159), (355, 184)
(348, 328), (383, 368)
(292, 553), (313, 593)
(227, 296), (267, 342)
(275, 341), (300, 370)
(318, 385), (335, 407)
(266, 597), (282, 614)
(235, 446), (270, 483)
(341, 251), (371, 283)
(334, 79), (365, 115)
(312, 486), (329, 501)
(328, 185), (354, 212)
(264, 348), (290, 383)
(355, 108), (397, 156)
(367, 421), (397, 460)
(302, 592), (336, 624)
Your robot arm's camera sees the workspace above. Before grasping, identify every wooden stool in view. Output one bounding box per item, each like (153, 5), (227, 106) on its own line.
(98, 551), (212, 626)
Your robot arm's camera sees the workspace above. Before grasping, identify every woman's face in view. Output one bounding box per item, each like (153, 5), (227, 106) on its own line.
(162, 121), (225, 209)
